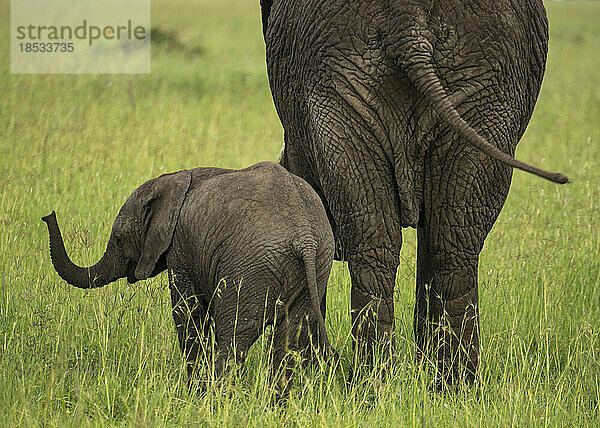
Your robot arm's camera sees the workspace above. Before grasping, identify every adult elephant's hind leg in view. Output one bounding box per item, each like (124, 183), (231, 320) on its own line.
(310, 136), (402, 371)
(415, 146), (512, 387)
(329, 172), (402, 369)
(415, 226), (480, 386)
(349, 243), (400, 368)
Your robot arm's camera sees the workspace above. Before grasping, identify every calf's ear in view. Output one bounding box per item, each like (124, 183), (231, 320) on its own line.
(134, 169), (191, 280)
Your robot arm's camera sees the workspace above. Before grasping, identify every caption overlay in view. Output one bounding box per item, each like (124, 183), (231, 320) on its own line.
(11, 0), (150, 74)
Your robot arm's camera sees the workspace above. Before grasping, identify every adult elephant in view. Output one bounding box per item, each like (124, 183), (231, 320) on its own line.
(260, 0), (567, 383)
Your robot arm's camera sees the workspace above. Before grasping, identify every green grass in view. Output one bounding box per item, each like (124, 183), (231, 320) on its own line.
(1, 0), (599, 425)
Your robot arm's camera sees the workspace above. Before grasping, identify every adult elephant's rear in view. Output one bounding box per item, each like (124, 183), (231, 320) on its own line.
(261, 0), (566, 383)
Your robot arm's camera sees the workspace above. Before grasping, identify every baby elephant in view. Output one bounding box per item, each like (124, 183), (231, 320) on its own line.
(43, 161), (337, 395)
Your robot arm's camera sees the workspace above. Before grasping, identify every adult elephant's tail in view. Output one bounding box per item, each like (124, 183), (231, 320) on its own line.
(402, 38), (568, 184)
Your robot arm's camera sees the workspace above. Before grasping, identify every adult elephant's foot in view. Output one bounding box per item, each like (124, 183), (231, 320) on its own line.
(414, 293), (480, 389)
(415, 233), (480, 388)
(348, 247), (398, 376)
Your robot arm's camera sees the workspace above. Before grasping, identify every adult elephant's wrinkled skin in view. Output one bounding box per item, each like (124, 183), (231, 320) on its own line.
(260, 0), (567, 384)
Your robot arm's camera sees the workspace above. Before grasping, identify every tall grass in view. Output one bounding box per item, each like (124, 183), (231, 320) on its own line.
(1, 0), (599, 425)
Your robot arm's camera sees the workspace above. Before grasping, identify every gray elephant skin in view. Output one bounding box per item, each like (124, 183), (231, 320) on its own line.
(260, 0), (567, 383)
(42, 161), (337, 394)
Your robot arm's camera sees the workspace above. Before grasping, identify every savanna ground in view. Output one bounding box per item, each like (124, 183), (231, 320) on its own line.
(1, 0), (599, 426)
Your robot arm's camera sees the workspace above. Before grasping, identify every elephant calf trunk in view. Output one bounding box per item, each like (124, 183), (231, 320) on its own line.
(42, 211), (112, 288)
